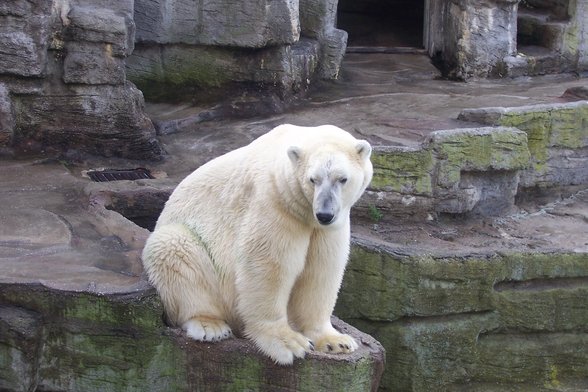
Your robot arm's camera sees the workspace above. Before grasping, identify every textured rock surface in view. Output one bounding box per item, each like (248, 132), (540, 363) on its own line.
(2, 52), (588, 392)
(337, 238), (588, 391)
(0, 0), (161, 159)
(129, 0), (345, 101)
(426, 0), (519, 79)
(134, 0), (300, 47)
(0, 284), (384, 392)
(356, 127), (531, 219)
(127, 39), (319, 101)
(425, 0), (588, 78)
(459, 101), (588, 189)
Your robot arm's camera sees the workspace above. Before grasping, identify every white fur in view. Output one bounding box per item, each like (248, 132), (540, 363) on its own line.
(142, 124), (373, 365)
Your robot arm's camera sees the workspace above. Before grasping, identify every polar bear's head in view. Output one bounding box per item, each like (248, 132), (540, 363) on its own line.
(287, 127), (373, 227)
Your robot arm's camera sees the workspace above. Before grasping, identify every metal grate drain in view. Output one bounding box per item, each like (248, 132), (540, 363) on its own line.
(87, 168), (154, 182)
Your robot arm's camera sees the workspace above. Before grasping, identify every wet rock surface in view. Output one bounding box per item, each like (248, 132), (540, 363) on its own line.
(1, 53), (588, 391)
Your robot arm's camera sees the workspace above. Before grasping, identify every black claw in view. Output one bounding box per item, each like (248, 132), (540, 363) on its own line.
(339, 343), (345, 349)
(326, 344), (333, 352)
(344, 344), (350, 350)
(309, 341), (315, 350)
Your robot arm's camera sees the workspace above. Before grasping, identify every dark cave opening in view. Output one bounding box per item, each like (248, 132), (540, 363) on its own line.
(337, 0), (425, 48)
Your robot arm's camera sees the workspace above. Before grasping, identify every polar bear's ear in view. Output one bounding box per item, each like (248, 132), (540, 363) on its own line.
(356, 140), (372, 160)
(287, 146), (302, 164)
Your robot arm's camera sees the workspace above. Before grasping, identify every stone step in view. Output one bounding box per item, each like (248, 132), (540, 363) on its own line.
(0, 283), (385, 391)
(337, 238), (588, 390)
(517, 8), (568, 51)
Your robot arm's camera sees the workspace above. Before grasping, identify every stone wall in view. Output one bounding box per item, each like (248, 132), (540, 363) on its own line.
(426, 0), (519, 79)
(127, 0), (347, 101)
(425, 0), (588, 78)
(355, 101), (588, 221)
(0, 283), (384, 391)
(0, 0), (347, 159)
(355, 126), (531, 220)
(0, 0), (162, 159)
(336, 243), (588, 391)
(459, 101), (588, 189)
(342, 100), (588, 390)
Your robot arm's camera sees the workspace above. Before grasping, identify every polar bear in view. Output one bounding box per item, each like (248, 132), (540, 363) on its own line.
(142, 124), (372, 365)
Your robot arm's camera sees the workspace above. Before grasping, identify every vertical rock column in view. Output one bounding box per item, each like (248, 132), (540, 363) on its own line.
(0, 0), (162, 160)
(426, 0), (519, 79)
(0, 0), (50, 151)
(299, 0), (348, 79)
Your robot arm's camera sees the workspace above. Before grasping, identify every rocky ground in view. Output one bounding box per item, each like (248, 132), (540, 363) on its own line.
(1, 53), (587, 391)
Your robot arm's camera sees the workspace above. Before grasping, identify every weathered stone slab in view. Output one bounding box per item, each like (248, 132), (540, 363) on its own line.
(0, 305), (42, 392)
(63, 42), (126, 85)
(317, 27), (348, 79)
(0, 209), (72, 257)
(355, 127), (530, 219)
(0, 283), (385, 392)
(66, 4), (135, 56)
(299, 0), (346, 79)
(134, 0), (299, 48)
(128, 39), (319, 100)
(299, 0), (337, 38)
(0, 21), (48, 77)
(13, 83), (162, 159)
(426, 0), (518, 79)
(337, 241), (588, 390)
(459, 101), (588, 188)
(428, 127), (530, 214)
(0, 84), (14, 146)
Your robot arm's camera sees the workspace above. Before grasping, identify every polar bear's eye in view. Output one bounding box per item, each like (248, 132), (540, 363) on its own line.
(309, 177), (316, 184)
(339, 177), (348, 184)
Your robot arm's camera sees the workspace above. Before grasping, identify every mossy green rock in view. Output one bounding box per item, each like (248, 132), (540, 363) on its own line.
(0, 284), (384, 392)
(358, 127), (530, 218)
(370, 147), (433, 195)
(428, 127), (530, 188)
(336, 242), (588, 391)
(459, 101), (588, 187)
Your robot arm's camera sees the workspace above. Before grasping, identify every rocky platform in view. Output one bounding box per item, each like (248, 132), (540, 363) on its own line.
(1, 54), (588, 391)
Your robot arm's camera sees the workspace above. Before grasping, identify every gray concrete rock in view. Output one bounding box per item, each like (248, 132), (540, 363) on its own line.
(14, 82), (161, 159)
(0, 0), (163, 159)
(426, 0), (518, 79)
(0, 84), (14, 147)
(0, 11), (49, 77)
(134, 0), (299, 48)
(67, 5), (135, 56)
(459, 101), (588, 188)
(128, 39), (319, 101)
(63, 42), (126, 85)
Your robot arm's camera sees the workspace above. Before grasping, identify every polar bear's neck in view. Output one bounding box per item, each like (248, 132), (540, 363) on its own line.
(271, 169), (313, 226)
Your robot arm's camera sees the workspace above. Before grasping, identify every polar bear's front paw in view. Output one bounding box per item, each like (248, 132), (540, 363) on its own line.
(183, 317), (233, 342)
(252, 324), (314, 365)
(314, 332), (358, 354)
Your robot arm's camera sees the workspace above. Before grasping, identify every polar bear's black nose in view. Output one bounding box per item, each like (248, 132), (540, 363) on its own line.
(316, 212), (334, 225)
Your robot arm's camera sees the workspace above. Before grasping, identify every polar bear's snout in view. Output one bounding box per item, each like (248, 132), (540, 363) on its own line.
(314, 185), (339, 225)
(316, 212), (335, 225)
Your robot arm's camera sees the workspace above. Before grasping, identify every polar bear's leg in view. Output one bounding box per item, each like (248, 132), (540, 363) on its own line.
(288, 223), (359, 354)
(142, 223), (232, 342)
(236, 229), (315, 365)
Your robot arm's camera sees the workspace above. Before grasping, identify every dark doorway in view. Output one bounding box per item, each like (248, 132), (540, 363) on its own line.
(337, 0), (425, 49)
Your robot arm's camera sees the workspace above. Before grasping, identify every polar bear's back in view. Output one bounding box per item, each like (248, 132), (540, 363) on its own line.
(153, 123), (361, 241)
